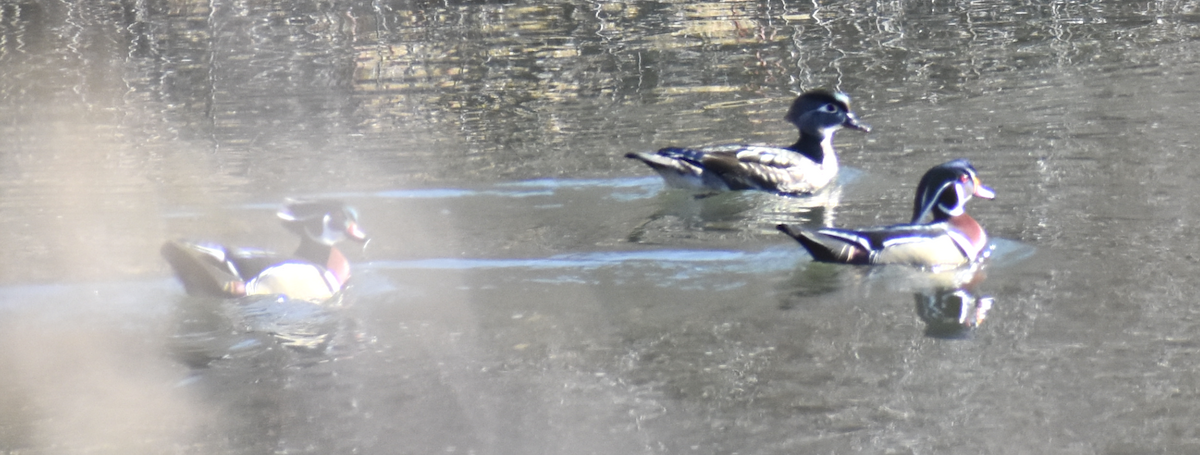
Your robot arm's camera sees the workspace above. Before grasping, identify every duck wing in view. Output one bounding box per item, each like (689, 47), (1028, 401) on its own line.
(628, 145), (825, 194)
(778, 223), (970, 267)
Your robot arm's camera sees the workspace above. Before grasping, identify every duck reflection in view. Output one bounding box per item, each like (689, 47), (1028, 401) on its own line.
(168, 293), (344, 369)
(915, 286), (993, 339)
(778, 260), (996, 338)
(913, 267), (994, 339)
(627, 185), (841, 244)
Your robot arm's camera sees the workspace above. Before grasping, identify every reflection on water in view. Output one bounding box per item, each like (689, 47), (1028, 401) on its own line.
(627, 169), (863, 244)
(777, 246), (1015, 338)
(2, 0), (1200, 453)
(912, 264), (995, 338)
(916, 286), (994, 338)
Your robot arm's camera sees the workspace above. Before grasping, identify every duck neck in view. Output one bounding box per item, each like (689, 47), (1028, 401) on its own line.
(788, 131), (835, 166)
(295, 238), (352, 288)
(295, 237), (333, 265)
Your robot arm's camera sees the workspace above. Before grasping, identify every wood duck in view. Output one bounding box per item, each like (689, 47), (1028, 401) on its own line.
(625, 90), (870, 196)
(162, 200), (368, 303)
(777, 159), (995, 268)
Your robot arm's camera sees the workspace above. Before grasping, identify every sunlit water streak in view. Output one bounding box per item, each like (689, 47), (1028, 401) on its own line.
(365, 238), (1032, 285)
(4, 0), (1198, 453)
(369, 176), (664, 201)
(0, 240), (1032, 300)
(309, 172), (864, 202)
(367, 248), (793, 289)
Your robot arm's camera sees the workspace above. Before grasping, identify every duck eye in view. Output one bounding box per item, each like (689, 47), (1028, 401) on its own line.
(810, 103), (835, 113)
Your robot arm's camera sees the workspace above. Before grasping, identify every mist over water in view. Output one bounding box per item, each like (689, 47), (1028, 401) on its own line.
(2, 1), (1200, 453)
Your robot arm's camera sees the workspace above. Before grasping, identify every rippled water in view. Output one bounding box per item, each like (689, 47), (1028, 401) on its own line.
(2, 0), (1200, 453)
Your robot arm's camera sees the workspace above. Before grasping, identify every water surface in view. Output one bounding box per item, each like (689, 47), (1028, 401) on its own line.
(2, 0), (1200, 453)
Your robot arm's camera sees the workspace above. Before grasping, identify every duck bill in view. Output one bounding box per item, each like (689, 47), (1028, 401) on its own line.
(345, 222), (369, 242)
(843, 113), (870, 132)
(973, 182), (996, 200)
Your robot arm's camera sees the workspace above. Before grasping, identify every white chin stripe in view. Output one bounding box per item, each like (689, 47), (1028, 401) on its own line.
(939, 202), (964, 217)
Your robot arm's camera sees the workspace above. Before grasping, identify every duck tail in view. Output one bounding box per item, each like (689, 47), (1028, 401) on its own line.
(625, 149), (716, 190)
(776, 224), (869, 264)
(625, 149), (691, 170)
(161, 240), (246, 297)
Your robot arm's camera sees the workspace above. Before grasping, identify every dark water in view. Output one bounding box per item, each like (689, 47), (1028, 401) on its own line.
(2, 0), (1200, 453)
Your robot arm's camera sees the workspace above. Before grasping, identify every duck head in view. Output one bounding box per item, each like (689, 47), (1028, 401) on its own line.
(911, 159), (995, 223)
(278, 200), (369, 246)
(784, 90), (871, 137)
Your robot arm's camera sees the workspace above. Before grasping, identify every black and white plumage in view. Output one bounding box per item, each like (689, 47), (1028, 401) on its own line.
(777, 159), (995, 268)
(625, 90), (870, 196)
(161, 200), (368, 303)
